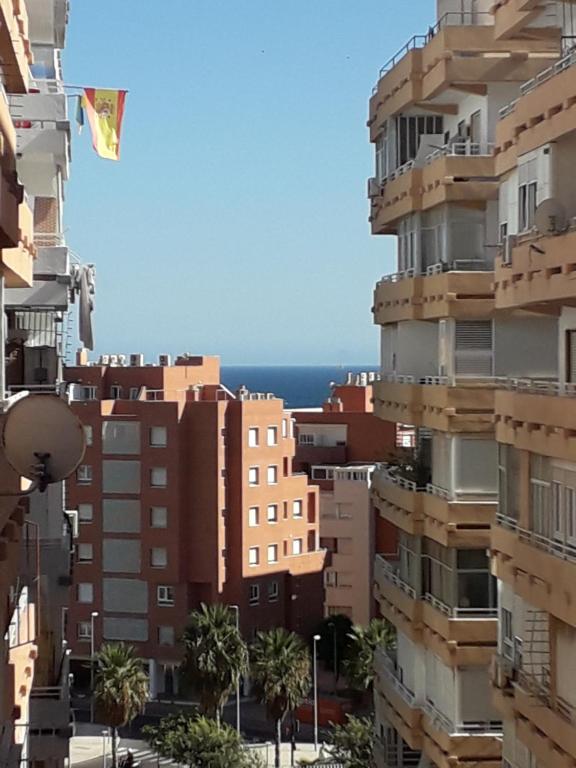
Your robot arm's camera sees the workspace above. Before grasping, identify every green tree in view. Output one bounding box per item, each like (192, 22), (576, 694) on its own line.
(250, 628), (311, 768)
(144, 714), (265, 768)
(180, 603), (248, 724)
(326, 715), (375, 768)
(94, 643), (148, 768)
(343, 618), (396, 692)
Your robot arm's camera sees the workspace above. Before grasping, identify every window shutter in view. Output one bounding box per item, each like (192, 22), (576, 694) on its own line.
(454, 321), (493, 377)
(567, 331), (576, 383)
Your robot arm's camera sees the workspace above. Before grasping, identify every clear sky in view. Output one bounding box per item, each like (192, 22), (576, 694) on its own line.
(64, 0), (433, 365)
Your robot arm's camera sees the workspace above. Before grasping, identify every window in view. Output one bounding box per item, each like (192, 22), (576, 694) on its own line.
(293, 500), (303, 519)
(375, 125), (389, 182)
(151, 548), (167, 568)
(150, 467), (167, 487)
(78, 504), (94, 523)
(267, 426), (278, 446)
(77, 583), (93, 603)
(267, 466), (278, 485)
(249, 507), (259, 527)
(80, 386), (97, 401)
(110, 385), (122, 399)
(77, 622), (92, 640)
(519, 181), (537, 232)
(282, 419), (287, 438)
(157, 586), (174, 606)
(249, 547), (260, 566)
(267, 544), (278, 563)
(248, 428), (259, 447)
(325, 570), (337, 587)
(150, 427), (167, 447)
(249, 584), (260, 606)
(158, 626), (175, 646)
(77, 543), (93, 563)
(77, 465), (92, 485)
(311, 467), (334, 481)
(129, 387), (140, 400)
(292, 538), (303, 556)
(83, 425), (93, 447)
(395, 114), (444, 167)
(249, 467), (259, 486)
(267, 504), (278, 523)
(268, 581), (279, 603)
(150, 506), (168, 528)
(298, 434), (315, 446)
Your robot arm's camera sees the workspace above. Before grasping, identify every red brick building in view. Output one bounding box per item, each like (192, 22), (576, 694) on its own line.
(65, 353), (324, 697)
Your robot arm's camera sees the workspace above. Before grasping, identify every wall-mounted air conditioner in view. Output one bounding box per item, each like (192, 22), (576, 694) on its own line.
(130, 353), (144, 367)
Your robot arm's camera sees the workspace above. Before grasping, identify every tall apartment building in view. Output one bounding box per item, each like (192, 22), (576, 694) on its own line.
(64, 354), (325, 698)
(366, 2), (575, 766)
(488, 6), (576, 768)
(294, 375), (396, 625)
(0, 2), (85, 767)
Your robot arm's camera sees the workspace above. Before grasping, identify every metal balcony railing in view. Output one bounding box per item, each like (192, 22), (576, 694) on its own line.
(375, 648), (420, 709)
(423, 700), (502, 736)
(424, 141), (495, 163)
(499, 47), (576, 120)
(373, 12), (493, 90)
(375, 554), (418, 599)
(423, 592), (498, 619)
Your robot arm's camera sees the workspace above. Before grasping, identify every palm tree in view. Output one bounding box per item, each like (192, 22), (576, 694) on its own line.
(180, 603), (248, 724)
(250, 628), (311, 768)
(94, 643), (148, 768)
(343, 618), (396, 693)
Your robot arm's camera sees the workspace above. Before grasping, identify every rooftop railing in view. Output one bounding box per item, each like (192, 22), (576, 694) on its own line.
(373, 12), (493, 92)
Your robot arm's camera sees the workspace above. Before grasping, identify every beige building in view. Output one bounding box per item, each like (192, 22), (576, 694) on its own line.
(366, 1), (576, 767)
(315, 464), (376, 626)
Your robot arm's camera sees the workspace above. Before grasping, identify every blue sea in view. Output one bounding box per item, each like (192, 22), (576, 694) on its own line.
(221, 366), (377, 409)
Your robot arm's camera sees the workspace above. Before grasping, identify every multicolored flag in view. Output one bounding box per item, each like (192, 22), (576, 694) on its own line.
(82, 88), (127, 161)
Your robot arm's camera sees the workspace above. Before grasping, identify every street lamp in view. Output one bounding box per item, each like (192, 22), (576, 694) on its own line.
(90, 611), (99, 723)
(230, 605), (241, 735)
(313, 634), (321, 751)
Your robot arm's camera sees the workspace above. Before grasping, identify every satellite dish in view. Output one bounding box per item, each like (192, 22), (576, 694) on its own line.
(2, 395), (86, 490)
(534, 198), (568, 235)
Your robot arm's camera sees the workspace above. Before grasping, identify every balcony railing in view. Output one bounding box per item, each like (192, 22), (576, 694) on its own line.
(375, 648), (420, 709)
(424, 141), (495, 164)
(423, 700), (502, 736)
(373, 11), (493, 90)
(28, 78), (64, 95)
(34, 232), (66, 247)
(423, 592), (498, 619)
(375, 554), (418, 599)
(499, 46), (576, 119)
(497, 377), (576, 398)
(374, 464), (420, 493)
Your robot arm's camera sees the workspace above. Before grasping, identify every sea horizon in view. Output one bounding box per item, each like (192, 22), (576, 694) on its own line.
(221, 364), (378, 409)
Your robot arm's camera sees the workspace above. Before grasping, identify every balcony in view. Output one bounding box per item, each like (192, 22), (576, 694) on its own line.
(421, 701), (502, 768)
(0, 0), (32, 93)
(369, 144), (498, 235)
(374, 647), (423, 750)
(495, 227), (576, 311)
(373, 376), (495, 433)
(495, 380), (576, 462)
(493, 0), (563, 41)
(371, 466), (495, 546)
(373, 267), (495, 325)
(369, 13), (560, 131)
(495, 46), (576, 175)
(374, 553), (421, 641)
(1, 195), (35, 287)
(493, 515), (576, 627)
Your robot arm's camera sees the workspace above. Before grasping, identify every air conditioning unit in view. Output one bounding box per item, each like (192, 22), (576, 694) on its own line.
(367, 177), (382, 198)
(130, 353), (144, 367)
(117, 354), (127, 366)
(159, 354), (171, 367)
(109, 355), (119, 367)
(99, 354), (110, 365)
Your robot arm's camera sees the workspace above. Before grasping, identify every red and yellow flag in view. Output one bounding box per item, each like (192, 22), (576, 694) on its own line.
(83, 88), (127, 161)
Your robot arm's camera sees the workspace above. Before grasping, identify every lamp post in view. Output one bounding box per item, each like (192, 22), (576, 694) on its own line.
(230, 605), (241, 735)
(313, 634), (321, 751)
(90, 611), (99, 723)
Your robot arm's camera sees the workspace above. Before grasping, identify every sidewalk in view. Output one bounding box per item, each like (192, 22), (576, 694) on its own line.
(71, 730), (327, 768)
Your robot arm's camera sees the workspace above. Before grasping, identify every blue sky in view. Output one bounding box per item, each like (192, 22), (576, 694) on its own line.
(64, 0), (433, 365)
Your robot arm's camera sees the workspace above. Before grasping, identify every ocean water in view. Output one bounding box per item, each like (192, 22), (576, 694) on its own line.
(221, 366), (377, 409)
